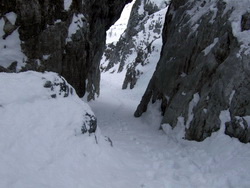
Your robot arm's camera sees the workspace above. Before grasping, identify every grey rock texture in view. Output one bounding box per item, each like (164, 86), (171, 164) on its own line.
(101, 0), (168, 89)
(0, 0), (131, 100)
(134, 0), (250, 143)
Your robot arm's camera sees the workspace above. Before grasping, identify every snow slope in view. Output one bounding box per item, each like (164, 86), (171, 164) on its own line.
(1, 0), (250, 186)
(102, 2), (168, 90)
(88, 71), (250, 188)
(1, 71), (250, 188)
(106, 0), (135, 44)
(0, 72), (131, 188)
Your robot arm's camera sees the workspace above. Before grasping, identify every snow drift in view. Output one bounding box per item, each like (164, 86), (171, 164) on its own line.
(0, 71), (102, 187)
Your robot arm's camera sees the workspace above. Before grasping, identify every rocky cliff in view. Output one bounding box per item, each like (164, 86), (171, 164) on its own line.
(0, 0), (131, 100)
(101, 0), (169, 89)
(135, 0), (250, 143)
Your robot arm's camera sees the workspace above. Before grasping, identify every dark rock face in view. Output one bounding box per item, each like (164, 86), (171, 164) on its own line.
(0, 0), (131, 99)
(135, 0), (250, 143)
(101, 0), (168, 89)
(241, 13), (250, 31)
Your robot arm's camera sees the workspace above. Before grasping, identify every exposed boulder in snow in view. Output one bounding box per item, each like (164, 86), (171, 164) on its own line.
(135, 0), (250, 143)
(101, 0), (169, 89)
(241, 12), (250, 31)
(0, 0), (132, 100)
(0, 71), (97, 134)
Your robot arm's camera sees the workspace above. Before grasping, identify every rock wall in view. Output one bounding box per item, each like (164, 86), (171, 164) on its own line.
(101, 0), (169, 89)
(134, 0), (250, 143)
(0, 0), (131, 100)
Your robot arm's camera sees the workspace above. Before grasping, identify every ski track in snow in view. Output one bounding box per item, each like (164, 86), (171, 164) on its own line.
(88, 72), (250, 188)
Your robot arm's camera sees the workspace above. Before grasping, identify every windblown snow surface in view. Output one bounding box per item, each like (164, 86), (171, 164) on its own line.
(87, 67), (250, 188)
(1, 71), (250, 188)
(1, 1), (250, 187)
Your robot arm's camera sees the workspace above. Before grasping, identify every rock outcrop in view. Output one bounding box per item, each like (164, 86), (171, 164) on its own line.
(0, 0), (131, 100)
(134, 0), (250, 143)
(101, 0), (169, 89)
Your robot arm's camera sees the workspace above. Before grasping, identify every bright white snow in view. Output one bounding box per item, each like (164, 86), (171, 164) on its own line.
(88, 69), (250, 188)
(102, 6), (168, 86)
(64, 0), (72, 11)
(0, 12), (26, 70)
(1, 69), (250, 188)
(67, 13), (85, 43)
(106, 0), (135, 44)
(1, 0), (250, 187)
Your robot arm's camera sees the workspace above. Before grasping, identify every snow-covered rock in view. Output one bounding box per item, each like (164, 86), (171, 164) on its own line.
(106, 0), (135, 44)
(0, 71), (106, 187)
(135, 0), (250, 143)
(0, 71), (97, 135)
(0, 0), (132, 100)
(101, 0), (169, 90)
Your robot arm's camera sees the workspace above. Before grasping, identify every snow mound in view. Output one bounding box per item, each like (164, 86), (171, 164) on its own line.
(0, 71), (108, 187)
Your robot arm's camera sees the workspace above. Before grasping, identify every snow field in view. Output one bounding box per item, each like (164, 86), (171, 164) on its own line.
(0, 72), (131, 188)
(89, 70), (250, 188)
